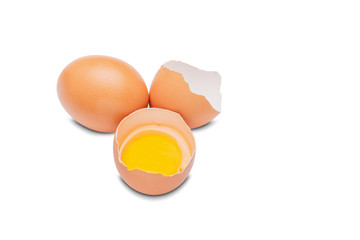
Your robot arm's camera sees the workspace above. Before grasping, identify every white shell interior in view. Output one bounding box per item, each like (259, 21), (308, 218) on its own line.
(163, 60), (222, 112)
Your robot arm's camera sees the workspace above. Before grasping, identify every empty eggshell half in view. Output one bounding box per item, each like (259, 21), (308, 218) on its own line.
(149, 61), (222, 129)
(113, 108), (196, 195)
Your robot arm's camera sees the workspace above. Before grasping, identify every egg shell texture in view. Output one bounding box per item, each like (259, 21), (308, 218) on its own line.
(57, 56), (149, 132)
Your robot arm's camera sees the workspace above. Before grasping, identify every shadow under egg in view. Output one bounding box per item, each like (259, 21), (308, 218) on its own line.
(117, 175), (191, 199)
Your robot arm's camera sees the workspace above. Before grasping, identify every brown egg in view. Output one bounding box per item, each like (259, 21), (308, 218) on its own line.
(113, 108), (196, 195)
(149, 61), (222, 129)
(57, 56), (149, 132)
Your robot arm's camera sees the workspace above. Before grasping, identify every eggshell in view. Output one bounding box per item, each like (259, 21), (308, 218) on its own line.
(57, 56), (149, 132)
(113, 108), (196, 195)
(149, 61), (221, 129)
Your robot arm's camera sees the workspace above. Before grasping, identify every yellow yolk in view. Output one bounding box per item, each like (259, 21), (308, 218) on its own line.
(121, 132), (183, 175)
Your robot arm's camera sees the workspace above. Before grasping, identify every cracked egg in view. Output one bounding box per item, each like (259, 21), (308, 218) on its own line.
(149, 61), (222, 129)
(113, 108), (196, 195)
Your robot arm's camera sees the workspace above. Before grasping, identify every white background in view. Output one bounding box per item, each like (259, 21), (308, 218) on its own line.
(0, 0), (359, 239)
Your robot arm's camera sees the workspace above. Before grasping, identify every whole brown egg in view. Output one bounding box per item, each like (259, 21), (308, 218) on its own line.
(57, 56), (149, 132)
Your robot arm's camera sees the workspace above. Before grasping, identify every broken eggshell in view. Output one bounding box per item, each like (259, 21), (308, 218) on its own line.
(149, 61), (222, 129)
(113, 108), (196, 195)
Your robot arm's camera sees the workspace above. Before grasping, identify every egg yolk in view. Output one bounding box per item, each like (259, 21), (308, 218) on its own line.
(121, 132), (183, 175)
